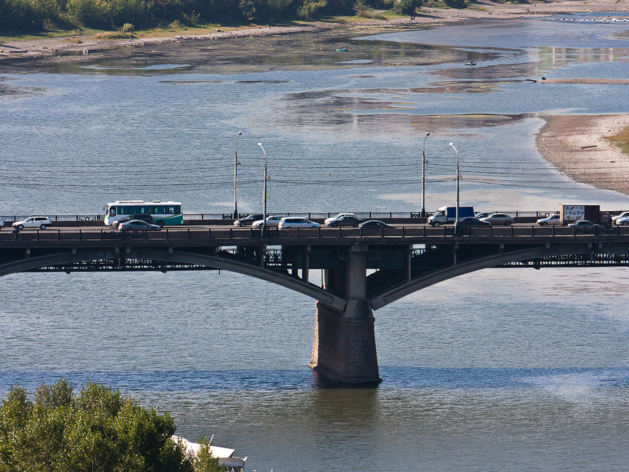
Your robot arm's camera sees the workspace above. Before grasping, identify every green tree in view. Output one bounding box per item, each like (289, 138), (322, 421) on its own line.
(393, 0), (422, 15)
(0, 379), (223, 472)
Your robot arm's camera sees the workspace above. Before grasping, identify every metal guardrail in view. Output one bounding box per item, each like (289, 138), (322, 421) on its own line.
(1, 224), (629, 243)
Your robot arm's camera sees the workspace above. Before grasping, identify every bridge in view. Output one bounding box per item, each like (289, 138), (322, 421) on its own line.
(3, 223), (629, 384)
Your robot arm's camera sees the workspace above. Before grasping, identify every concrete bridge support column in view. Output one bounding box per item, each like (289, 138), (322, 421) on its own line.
(309, 244), (381, 384)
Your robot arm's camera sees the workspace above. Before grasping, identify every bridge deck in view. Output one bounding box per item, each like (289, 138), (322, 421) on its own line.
(1, 225), (628, 248)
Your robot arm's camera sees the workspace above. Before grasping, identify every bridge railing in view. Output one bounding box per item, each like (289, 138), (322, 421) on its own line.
(1, 210), (570, 223)
(2, 224), (629, 242)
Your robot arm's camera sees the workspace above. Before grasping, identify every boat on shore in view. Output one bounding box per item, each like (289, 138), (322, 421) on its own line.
(173, 436), (247, 472)
(336, 47), (348, 52)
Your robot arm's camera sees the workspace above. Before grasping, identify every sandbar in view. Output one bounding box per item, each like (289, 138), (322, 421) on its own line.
(536, 114), (629, 194)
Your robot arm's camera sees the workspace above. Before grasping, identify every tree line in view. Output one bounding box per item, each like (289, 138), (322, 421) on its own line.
(0, 379), (224, 472)
(0, 0), (430, 34)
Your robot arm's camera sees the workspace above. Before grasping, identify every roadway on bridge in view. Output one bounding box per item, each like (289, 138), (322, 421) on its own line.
(3, 222), (547, 232)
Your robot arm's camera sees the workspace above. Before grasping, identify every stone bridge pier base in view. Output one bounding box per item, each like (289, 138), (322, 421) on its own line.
(309, 244), (381, 384)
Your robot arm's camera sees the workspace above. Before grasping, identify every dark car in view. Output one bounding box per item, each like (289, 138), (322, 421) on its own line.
(117, 214), (154, 225)
(456, 217), (491, 227)
(568, 220), (598, 228)
(234, 214), (264, 227)
(455, 217), (491, 235)
(118, 220), (161, 231)
(359, 220), (394, 228)
(324, 215), (363, 227)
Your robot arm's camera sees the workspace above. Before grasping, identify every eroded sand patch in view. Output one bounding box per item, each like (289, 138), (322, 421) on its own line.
(536, 114), (629, 194)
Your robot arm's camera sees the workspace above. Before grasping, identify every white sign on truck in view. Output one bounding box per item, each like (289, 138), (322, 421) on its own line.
(562, 205), (585, 222)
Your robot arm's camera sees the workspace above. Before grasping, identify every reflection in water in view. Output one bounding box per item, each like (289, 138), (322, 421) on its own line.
(0, 76), (45, 97)
(0, 27), (473, 76)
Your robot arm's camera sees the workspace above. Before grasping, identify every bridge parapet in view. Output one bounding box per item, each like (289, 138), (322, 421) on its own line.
(2, 225), (629, 249)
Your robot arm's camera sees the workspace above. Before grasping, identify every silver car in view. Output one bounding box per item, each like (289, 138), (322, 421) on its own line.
(118, 220), (161, 231)
(536, 213), (562, 226)
(278, 217), (320, 229)
(480, 213), (515, 226)
(252, 216), (284, 228)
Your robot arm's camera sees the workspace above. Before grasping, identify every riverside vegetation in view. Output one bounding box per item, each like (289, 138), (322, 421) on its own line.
(0, 0), (430, 35)
(0, 379), (225, 472)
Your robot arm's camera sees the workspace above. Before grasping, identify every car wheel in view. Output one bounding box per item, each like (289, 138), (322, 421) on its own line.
(623, 221), (628, 226)
(18, 225), (24, 231)
(40, 224), (47, 230)
(539, 222), (547, 226)
(505, 221), (511, 226)
(156, 221), (165, 229)
(433, 221), (440, 227)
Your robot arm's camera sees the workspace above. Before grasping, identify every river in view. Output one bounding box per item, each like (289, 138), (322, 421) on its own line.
(2, 15), (629, 471)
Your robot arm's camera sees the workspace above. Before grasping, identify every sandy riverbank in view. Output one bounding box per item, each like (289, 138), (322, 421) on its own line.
(1, 0), (628, 61)
(537, 115), (629, 195)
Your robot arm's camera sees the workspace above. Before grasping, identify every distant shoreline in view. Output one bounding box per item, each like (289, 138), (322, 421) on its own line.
(1, 0), (629, 62)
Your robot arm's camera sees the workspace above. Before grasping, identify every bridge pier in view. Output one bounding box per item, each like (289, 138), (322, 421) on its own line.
(309, 243), (381, 384)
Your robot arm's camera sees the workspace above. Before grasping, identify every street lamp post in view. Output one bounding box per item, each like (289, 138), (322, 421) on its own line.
(234, 132), (242, 219)
(449, 143), (460, 225)
(257, 142), (267, 234)
(421, 132), (430, 218)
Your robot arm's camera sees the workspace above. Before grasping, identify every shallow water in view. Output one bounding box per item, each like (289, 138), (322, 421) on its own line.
(2, 16), (629, 472)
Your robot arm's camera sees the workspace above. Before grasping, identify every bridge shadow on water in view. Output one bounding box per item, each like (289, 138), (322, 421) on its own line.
(2, 367), (629, 393)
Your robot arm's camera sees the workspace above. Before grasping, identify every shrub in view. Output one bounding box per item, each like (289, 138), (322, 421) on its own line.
(0, 379), (225, 472)
(169, 19), (183, 29)
(443, 0), (466, 8)
(121, 21), (134, 31)
(393, 0), (423, 15)
(297, 0), (328, 19)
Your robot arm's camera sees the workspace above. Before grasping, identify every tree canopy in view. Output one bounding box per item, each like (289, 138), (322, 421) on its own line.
(0, 379), (224, 472)
(0, 0), (431, 34)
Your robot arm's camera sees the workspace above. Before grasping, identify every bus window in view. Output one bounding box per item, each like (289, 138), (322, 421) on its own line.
(110, 207), (116, 216)
(174, 205), (181, 214)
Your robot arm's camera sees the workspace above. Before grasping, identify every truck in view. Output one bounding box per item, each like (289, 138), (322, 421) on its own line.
(427, 206), (475, 226)
(560, 204), (610, 225)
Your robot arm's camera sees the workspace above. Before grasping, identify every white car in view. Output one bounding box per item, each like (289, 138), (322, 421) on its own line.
(615, 216), (629, 226)
(536, 213), (562, 226)
(612, 212), (629, 223)
(12, 216), (52, 230)
(278, 217), (320, 229)
(252, 216), (284, 228)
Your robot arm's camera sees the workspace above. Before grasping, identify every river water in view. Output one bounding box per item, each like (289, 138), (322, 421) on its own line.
(2, 15), (629, 471)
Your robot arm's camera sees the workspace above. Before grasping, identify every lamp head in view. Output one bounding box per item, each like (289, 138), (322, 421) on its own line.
(258, 142), (262, 147)
(426, 132), (430, 137)
(238, 132), (242, 136)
